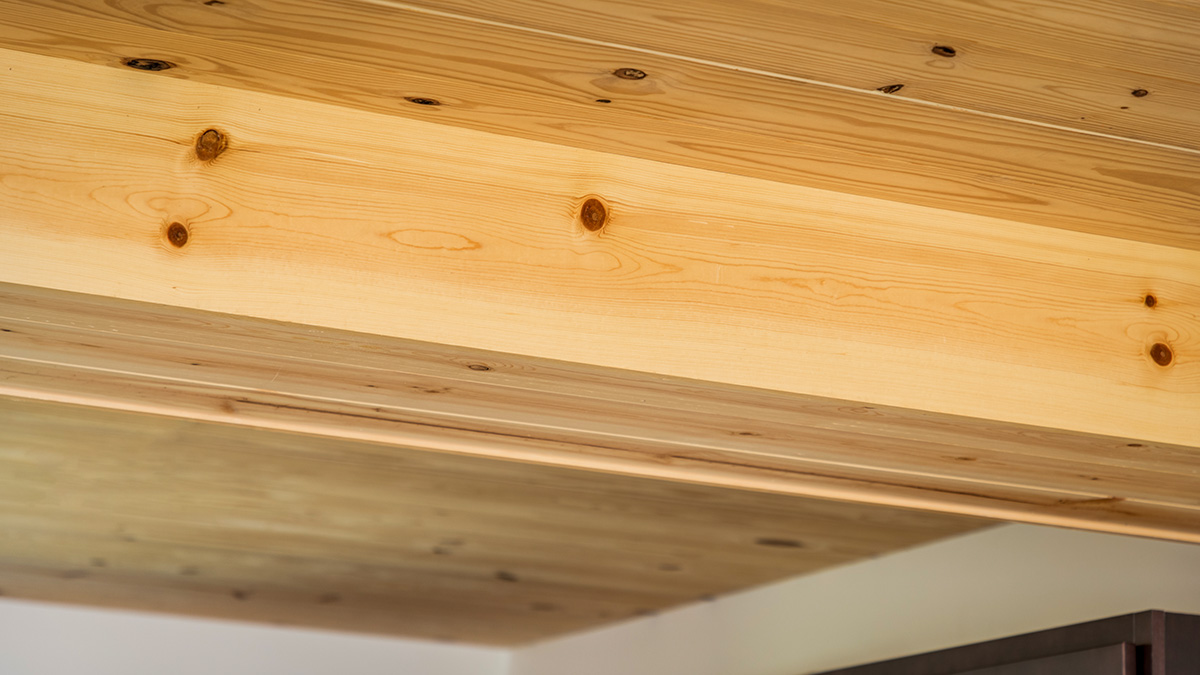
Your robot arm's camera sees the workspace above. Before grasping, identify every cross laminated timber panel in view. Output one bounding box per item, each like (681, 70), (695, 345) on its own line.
(0, 0), (1198, 646)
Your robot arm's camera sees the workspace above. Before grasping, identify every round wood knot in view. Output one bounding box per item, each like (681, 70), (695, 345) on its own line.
(755, 537), (804, 549)
(613, 67), (647, 80)
(1131, 89), (1149, 98)
(195, 128), (227, 162)
(1143, 294), (1157, 308)
(166, 222), (189, 248)
(1149, 342), (1173, 367)
(931, 45), (957, 58)
(580, 198), (608, 232)
(123, 58), (173, 72)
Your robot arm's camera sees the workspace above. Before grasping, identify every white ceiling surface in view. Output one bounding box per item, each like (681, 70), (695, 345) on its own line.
(512, 524), (1200, 675)
(3, 523), (1199, 675)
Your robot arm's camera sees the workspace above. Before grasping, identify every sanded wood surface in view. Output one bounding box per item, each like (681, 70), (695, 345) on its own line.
(0, 396), (984, 644)
(416, 0), (1200, 147)
(0, 49), (1196, 451)
(2, 283), (1198, 542)
(1, 0), (1199, 645)
(0, 2), (1197, 248)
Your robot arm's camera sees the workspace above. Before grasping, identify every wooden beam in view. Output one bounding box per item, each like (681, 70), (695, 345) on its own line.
(2, 283), (1198, 542)
(0, 49), (1196, 452)
(0, 2), (1198, 248)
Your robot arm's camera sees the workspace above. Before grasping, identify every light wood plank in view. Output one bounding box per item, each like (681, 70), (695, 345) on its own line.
(415, 0), (1200, 148)
(2, 284), (1198, 541)
(0, 50), (1197, 451)
(0, 396), (983, 644)
(0, 3), (1197, 248)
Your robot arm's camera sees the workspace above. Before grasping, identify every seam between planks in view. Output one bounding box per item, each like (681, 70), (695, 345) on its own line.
(4, 354), (1199, 515)
(355, 0), (1200, 157)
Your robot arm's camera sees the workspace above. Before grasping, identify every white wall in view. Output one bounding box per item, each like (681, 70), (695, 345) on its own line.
(5, 525), (1199, 675)
(511, 524), (1200, 675)
(0, 598), (509, 675)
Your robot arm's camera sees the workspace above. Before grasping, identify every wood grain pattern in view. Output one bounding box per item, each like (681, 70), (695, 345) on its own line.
(0, 49), (1196, 450)
(2, 283), (1198, 542)
(0, 2), (1197, 248)
(415, 0), (1200, 148)
(2, 0), (1197, 647)
(0, 396), (984, 644)
(7, 51), (1200, 446)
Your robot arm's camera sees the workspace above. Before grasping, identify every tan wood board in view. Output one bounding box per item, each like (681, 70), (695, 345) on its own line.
(0, 396), (985, 644)
(0, 50), (1196, 451)
(2, 283), (1198, 542)
(415, 0), (1200, 147)
(0, 3), (1197, 248)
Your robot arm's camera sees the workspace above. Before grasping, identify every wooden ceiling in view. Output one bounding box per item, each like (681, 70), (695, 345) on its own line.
(0, 0), (1197, 646)
(0, 396), (981, 644)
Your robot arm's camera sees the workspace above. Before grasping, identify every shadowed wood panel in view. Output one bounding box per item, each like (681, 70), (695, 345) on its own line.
(0, 397), (984, 644)
(0, 2), (1197, 248)
(1, 284), (1198, 541)
(0, 49), (1197, 451)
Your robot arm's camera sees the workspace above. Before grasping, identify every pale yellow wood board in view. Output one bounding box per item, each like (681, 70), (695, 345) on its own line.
(0, 49), (1197, 450)
(0, 2), (1198, 248)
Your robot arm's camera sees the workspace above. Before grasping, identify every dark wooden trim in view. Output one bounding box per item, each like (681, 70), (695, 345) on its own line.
(1164, 613), (1200, 674)
(816, 611), (1199, 675)
(958, 643), (1133, 675)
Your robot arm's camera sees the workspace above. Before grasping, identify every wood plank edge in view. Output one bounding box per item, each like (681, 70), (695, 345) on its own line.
(4, 385), (1195, 545)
